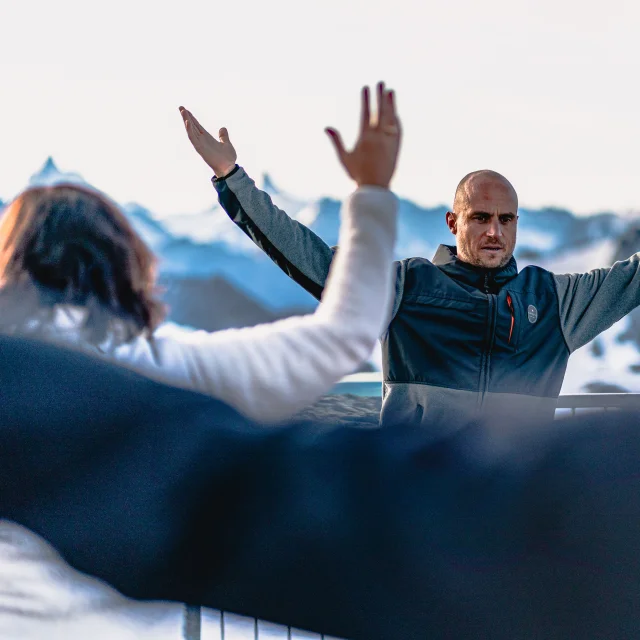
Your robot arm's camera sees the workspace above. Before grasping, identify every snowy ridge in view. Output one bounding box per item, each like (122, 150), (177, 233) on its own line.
(3, 158), (640, 390)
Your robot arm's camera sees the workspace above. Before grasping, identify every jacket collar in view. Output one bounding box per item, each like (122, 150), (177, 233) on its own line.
(432, 245), (518, 293)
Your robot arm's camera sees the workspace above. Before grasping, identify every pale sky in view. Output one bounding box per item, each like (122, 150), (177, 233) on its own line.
(1, 0), (639, 217)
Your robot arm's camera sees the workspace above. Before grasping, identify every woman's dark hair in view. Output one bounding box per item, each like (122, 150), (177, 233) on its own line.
(0, 183), (166, 344)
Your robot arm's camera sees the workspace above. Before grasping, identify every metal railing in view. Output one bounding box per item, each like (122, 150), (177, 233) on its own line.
(184, 391), (640, 640)
(184, 607), (339, 639)
(555, 393), (640, 413)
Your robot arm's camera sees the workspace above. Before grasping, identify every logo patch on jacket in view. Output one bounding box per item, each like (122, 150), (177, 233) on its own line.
(528, 305), (538, 324)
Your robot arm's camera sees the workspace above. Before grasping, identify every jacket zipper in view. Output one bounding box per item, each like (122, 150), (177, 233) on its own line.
(506, 294), (515, 344)
(479, 287), (497, 408)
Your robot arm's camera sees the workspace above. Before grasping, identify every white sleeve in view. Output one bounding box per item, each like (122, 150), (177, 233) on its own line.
(148, 187), (397, 423)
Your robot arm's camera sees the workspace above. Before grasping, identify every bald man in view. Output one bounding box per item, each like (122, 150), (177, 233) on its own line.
(192, 126), (639, 429)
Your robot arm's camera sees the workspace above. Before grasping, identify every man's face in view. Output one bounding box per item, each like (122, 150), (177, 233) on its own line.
(446, 178), (518, 269)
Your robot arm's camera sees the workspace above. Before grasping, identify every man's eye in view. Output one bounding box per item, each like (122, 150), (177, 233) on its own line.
(500, 216), (514, 224)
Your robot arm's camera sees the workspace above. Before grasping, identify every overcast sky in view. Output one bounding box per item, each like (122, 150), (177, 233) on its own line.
(1, 0), (639, 216)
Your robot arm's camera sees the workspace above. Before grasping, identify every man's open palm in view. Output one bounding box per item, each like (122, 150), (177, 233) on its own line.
(179, 107), (237, 178)
(325, 82), (402, 189)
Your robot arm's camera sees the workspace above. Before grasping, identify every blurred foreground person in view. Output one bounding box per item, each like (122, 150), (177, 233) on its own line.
(0, 83), (400, 424)
(3, 334), (640, 640)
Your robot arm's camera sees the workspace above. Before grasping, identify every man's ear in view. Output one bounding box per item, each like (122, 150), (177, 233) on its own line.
(445, 211), (457, 235)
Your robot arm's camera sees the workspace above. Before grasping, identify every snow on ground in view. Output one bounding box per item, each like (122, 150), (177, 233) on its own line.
(561, 315), (640, 393)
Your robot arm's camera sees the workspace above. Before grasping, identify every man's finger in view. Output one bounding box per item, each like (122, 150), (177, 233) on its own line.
(188, 113), (205, 140)
(187, 110), (206, 135)
(179, 106), (190, 129)
(184, 119), (195, 143)
(377, 88), (400, 135)
(388, 90), (396, 119)
(187, 116), (201, 140)
(379, 84), (397, 128)
(376, 81), (386, 127)
(388, 90), (401, 134)
(219, 127), (230, 143)
(181, 110), (192, 136)
(359, 86), (371, 135)
(325, 128), (347, 163)
(184, 119), (199, 145)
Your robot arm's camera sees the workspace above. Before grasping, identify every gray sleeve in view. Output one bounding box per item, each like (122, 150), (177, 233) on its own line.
(554, 252), (640, 352)
(215, 166), (335, 300)
(216, 166), (405, 328)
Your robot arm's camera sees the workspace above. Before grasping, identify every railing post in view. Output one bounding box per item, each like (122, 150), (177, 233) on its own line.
(183, 605), (201, 640)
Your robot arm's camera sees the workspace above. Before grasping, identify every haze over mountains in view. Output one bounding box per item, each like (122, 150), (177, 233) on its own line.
(4, 158), (640, 392)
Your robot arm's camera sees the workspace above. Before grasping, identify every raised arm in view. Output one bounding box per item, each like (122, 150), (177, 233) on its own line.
(214, 167), (335, 300)
(213, 165), (406, 325)
(178, 106), (334, 300)
(178, 93), (406, 315)
(163, 84), (401, 423)
(554, 252), (640, 352)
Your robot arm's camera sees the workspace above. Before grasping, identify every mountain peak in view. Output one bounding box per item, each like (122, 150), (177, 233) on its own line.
(40, 156), (58, 174)
(29, 157), (86, 188)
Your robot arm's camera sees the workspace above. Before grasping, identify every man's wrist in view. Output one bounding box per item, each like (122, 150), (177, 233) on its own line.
(213, 164), (239, 181)
(356, 180), (390, 189)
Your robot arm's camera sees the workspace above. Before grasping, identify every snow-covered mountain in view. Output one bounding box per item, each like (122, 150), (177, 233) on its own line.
(27, 157), (86, 188)
(3, 158), (640, 391)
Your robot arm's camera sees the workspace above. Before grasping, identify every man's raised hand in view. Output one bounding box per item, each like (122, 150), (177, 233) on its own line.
(179, 107), (237, 178)
(325, 82), (402, 189)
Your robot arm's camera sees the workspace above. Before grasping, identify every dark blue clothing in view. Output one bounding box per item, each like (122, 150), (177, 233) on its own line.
(2, 335), (640, 639)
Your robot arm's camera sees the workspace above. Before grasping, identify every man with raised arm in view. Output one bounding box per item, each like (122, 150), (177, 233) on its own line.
(182, 87), (640, 430)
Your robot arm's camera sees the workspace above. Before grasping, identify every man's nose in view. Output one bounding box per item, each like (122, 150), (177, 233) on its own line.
(486, 218), (503, 237)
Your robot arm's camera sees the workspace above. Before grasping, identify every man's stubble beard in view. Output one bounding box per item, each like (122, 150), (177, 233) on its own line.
(458, 244), (514, 270)
(470, 253), (513, 269)
(458, 235), (515, 270)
